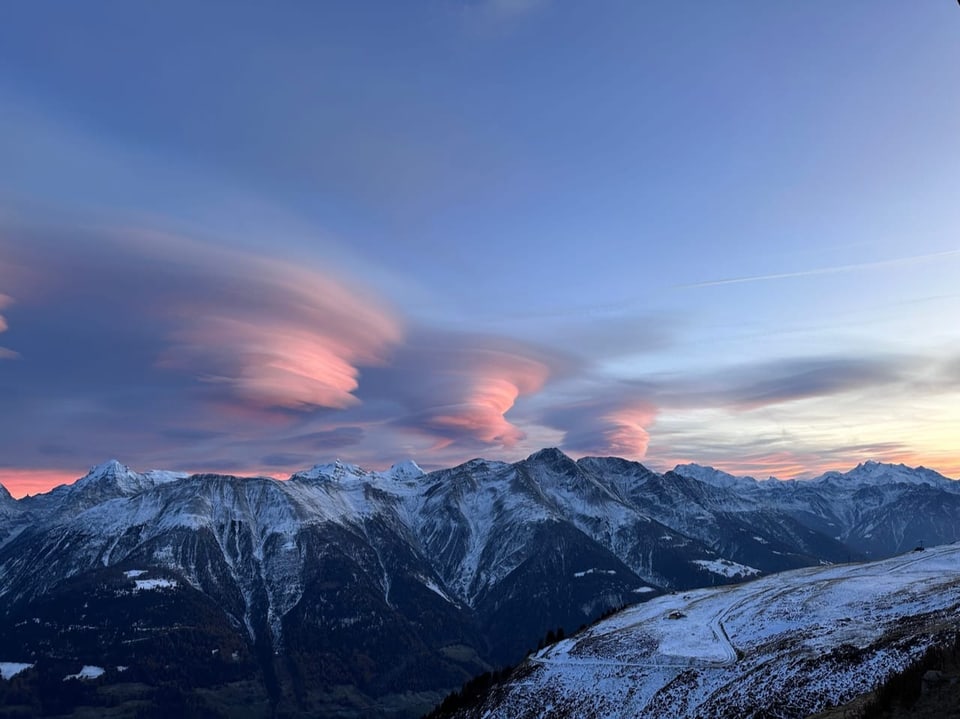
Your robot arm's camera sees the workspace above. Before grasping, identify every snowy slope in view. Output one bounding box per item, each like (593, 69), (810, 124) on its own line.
(455, 543), (960, 719)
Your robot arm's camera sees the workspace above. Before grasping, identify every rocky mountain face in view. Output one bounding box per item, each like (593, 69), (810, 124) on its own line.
(0, 452), (957, 717)
(0, 483), (21, 547)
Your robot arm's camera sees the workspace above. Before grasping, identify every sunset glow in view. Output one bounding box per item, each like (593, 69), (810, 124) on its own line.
(1, 3), (958, 495)
(0, 469), (82, 499)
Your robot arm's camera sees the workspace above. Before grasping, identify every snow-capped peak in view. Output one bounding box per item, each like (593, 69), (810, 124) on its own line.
(86, 459), (131, 478)
(71, 460), (185, 497)
(526, 447), (574, 464)
(672, 463), (758, 488)
(75, 459), (143, 492)
(814, 461), (952, 488)
(292, 458), (425, 485)
(385, 460), (424, 481)
(291, 460), (368, 483)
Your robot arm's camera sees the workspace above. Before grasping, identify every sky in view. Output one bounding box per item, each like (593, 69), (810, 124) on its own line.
(1, 1), (959, 496)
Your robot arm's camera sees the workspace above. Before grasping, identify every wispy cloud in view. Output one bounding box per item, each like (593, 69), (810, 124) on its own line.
(660, 355), (913, 411)
(2, 228), (404, 413)
(0, 224), (408, 481)
(483, 0), (550, 18)
(461, 0), (552, 29)
(0, 222), (576, 486)
(679, 249), (960, 289)
(0, 293), (17, 359)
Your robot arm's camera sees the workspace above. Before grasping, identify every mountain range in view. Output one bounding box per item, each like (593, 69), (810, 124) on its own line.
(1, 450), (958, 717)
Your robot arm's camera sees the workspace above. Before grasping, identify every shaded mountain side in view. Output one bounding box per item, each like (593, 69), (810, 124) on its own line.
(472, 520), (653, 663)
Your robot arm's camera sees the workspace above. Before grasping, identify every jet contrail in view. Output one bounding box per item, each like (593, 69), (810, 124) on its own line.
(678, 249), (960, 289)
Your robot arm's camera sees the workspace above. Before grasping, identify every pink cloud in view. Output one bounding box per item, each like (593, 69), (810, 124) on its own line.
(1, 230), (404, 412)
(597, 405), (657, 457)
(141, 240), (404, 411)
(542, 393), (659, 459)
(165, 306), (400, 411)
(425, 362), (549, 447)
(379, 337), (555, 450)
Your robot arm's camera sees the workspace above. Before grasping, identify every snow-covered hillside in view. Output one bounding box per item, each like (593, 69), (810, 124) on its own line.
(453, 542), (960, 719)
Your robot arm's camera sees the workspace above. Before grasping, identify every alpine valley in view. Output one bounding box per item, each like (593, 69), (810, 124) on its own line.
(1, 450), (958, 718)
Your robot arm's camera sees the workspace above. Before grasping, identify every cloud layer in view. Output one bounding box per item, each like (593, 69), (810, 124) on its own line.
(0, 224), (569, 487)
(2, 222), (958, 496)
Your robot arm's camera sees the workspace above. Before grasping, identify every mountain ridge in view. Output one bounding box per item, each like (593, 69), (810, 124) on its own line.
(4, 451), (957, 500)
(2, 449), (959, 717)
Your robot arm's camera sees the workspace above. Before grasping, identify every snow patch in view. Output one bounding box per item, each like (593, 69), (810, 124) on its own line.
(123, 569), (147, 579)
(64, 665), (105, 681)
(574, 568), (617, 578)
(386, 460), (425, 480)
(692, 558), (761, 578)
(423, 578), (455, 604)
(134, 578), (178, 591)
(0, 662), (33, 679)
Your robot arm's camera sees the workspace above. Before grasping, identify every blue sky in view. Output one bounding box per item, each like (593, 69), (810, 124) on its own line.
(1, 1), (959, 494)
